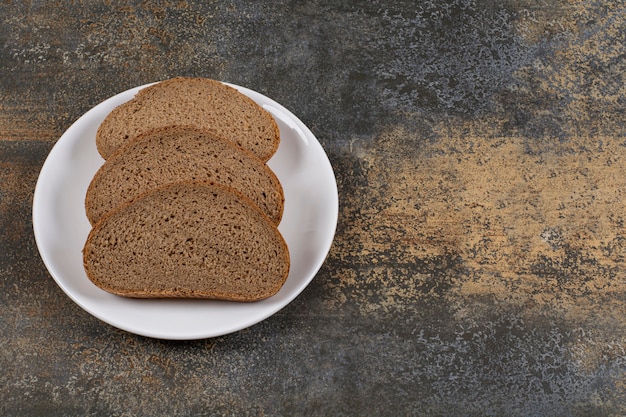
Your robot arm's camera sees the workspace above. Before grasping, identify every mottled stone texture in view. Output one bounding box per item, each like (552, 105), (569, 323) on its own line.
(1, 1), (625, 416)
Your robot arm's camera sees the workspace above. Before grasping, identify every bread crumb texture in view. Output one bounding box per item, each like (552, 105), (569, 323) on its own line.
(86, 126), (284, 226)
(95, 77), (279, 161)
(83, 183), (289, 301)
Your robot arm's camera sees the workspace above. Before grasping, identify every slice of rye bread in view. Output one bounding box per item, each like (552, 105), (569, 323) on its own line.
(82, 182), (290, 301)
(85, 126), (284, 226)
(96, 77), (280, 161)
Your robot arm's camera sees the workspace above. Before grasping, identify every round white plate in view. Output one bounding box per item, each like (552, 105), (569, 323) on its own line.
(33, 81), (338, 340)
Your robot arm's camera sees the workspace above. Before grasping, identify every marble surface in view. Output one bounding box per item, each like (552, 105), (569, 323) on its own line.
(1, 1), (625, 415)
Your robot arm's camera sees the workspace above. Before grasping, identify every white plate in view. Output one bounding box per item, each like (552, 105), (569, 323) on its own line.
(33, 82), (338, 340)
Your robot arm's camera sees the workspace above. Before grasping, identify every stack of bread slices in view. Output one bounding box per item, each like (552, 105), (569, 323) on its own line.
(82, 77), (290, 302)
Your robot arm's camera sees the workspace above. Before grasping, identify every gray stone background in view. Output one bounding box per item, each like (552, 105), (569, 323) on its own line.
(1, 1), (625, 416)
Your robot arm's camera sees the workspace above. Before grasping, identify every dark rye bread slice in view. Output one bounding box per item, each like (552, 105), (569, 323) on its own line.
(96, 77), (280, 161)
(85, 126), (284, 226)
(83, 182), (290, 301)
